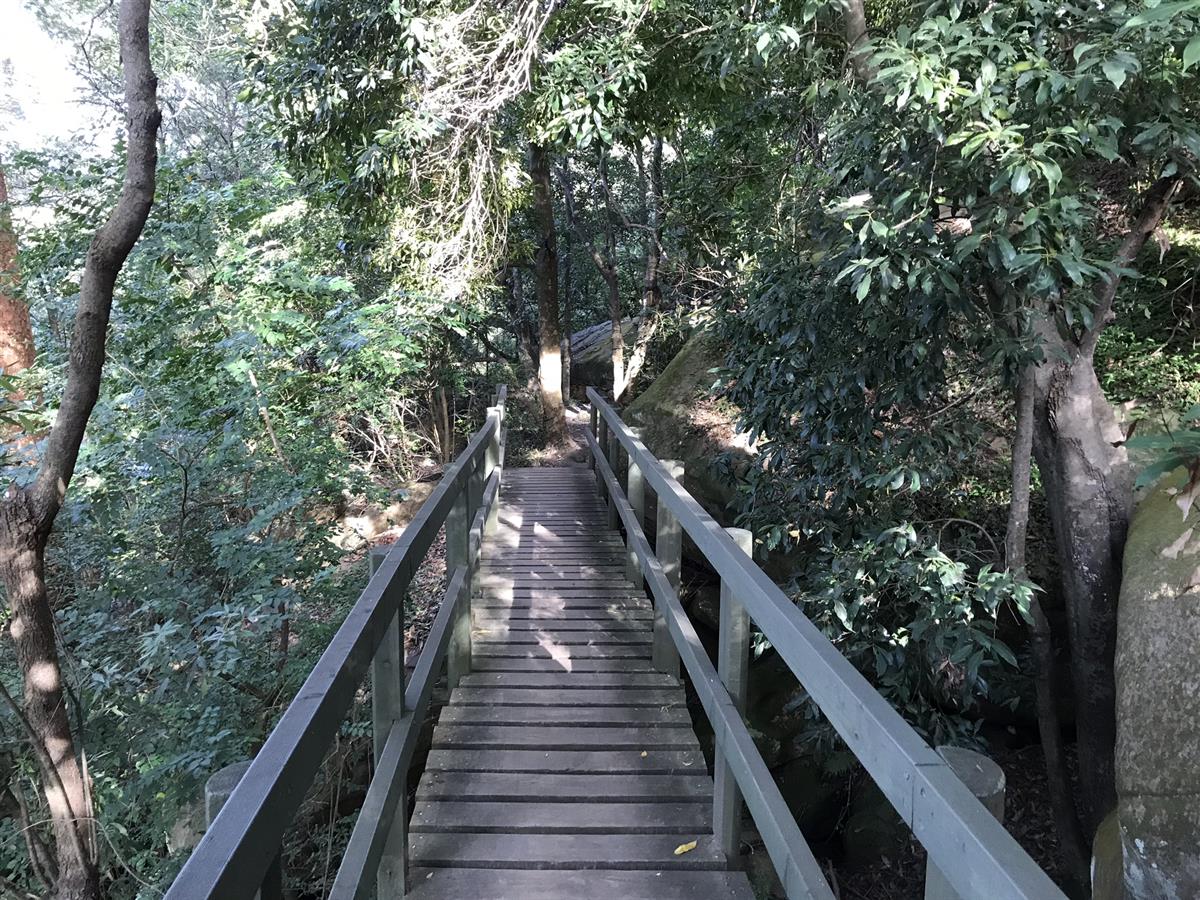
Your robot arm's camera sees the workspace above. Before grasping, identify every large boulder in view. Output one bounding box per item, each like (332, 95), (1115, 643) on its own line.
(570, 317), (637, 393)
(624, 330), (752, 521)
(1115, 467), (1200, 899)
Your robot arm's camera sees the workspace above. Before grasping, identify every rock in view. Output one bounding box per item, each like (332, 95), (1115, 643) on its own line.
(625, 330), (751, 523)
(1115, 467), (1200, 899)
(569, 317), (638, 392)
(744, 835), (786, 899)
(168, 799), (205, 853)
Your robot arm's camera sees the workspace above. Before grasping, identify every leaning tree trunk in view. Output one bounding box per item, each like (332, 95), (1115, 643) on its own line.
(529, 143), (565, 441)
(0, 3), (160, 898)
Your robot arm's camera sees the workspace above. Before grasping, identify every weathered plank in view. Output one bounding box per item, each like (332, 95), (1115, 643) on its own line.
(424, 748), (708, 774)
(459, 672), (674, 689)
(431, 724), (698, 750)
(438, 705), (691, 727)
(470, 657), (659, 673)
(410, 801), (712, 833)
(415, 772), (711, 802)
(405, 867), (756, 900)
(450, 687), (682, 706)
(409, 833), (729, 870)
(473, 630), (652, 644)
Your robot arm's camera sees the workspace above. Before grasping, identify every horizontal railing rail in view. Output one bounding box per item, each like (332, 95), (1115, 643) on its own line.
(167, 387), (507, 900)
(585, 386), (1065, 900)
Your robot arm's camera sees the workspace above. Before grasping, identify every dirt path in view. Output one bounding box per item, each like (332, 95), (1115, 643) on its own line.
(523, 402), (592, 467)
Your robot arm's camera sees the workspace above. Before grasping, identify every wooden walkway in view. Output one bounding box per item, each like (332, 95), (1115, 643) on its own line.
(407, 467), (755, 899)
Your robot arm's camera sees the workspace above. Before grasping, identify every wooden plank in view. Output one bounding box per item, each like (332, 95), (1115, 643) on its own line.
(410, 801), (712, 834)
(424, 748), (707, 774)
(431, 725), (698, 750)
(472, 618), (651, 631)
(470, 657), (659, 673)
(460, 672), (675, 689)
(450, 687), (682, 707)
(472, 644), (651, 659)
(416, 772), (711, 802)
(438, 706), (692, 727)
(409, 833), (729, 870)
(405, 867), (756, 900)
(472, 630), (652, 644)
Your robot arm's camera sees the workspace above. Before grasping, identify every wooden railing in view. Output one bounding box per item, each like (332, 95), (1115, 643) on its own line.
(585, 387), (1066, 900)
(166, 387), (507, 900)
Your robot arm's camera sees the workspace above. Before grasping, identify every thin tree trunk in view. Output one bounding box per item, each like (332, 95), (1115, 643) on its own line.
(641, 138), (663, 315)
(560, 183), (574, 402)
(599, 149), (624, 397)
(1007, 362), (1090, 893)
(529, 143), (565, 441)
(0, 168), (35, 380)
(842, 0), (875, 82)
(0, 3), (160, 897)
(1030, 174), (1182, 839)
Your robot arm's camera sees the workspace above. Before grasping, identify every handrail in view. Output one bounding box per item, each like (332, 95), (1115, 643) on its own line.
(586, 387), (1065, 900)
(167, 388), (507, 900)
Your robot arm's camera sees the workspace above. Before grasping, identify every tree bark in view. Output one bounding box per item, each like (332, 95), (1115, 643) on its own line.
(1007, 362), (1090, 892)
(0, 167), (35, 379)
(842, 0), (875, 83)
(0, 4), (160, 897)
(529, 143), (565, 441)
(641, 138), (663, 315)
(560, 223), (573, 402)
(598, 149), (624, 397)
(1029, 174), (1182, 839)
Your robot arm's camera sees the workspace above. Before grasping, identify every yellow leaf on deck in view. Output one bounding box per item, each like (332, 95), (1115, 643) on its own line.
(673, 840), (698, 856)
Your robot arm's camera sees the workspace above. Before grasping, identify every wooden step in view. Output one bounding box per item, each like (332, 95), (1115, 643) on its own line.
(410, 801), (712, 834)
(409, 833), (730, 870)
(406, 867), (755, 900)
(416, 772), (711, 802)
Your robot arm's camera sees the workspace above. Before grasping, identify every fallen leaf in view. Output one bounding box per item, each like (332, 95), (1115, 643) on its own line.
(674, 840), (698, 856)
(640, 750), (648, 758)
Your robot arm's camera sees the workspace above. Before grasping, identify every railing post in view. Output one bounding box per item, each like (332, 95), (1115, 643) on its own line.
(714, 527), (753, 859)
(923, 747), (1006, 900)
(625, 427), (647, 584)
(653, 459), (684, 676)
(445, 470), (471, 691)
(589, 402), (599, 473)
(369, 547), (407, 896)
(485, 406), (502, 536)
(597, 414), (610, 501)
(606, 424), (621, 530)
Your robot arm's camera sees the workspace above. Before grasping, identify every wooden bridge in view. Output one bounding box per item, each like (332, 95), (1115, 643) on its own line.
(166, 386), (1068, 900)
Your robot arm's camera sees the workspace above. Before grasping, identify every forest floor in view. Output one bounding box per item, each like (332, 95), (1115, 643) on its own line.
(523, 402), (592, 467)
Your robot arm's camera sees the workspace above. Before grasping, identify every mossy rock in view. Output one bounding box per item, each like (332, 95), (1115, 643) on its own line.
(1115, 467), (1200, 898)
(625, 330), (748, 521)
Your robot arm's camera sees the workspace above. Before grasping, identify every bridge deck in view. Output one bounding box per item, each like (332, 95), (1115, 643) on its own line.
(407, 467), (754, 899)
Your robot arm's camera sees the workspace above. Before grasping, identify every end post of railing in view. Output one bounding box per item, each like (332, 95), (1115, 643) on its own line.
(714, 527), (753, 858)
(369, 546), (408, 896)
(653, 459), (684, 676)
(485, 404), (503, 535)
(624, 427), (647, 584)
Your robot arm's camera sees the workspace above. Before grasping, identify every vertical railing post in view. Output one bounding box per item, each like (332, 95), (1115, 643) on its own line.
(597, 414), (610, 501)
(625, 427), (647, 584)
(369, 547), (407, 896)
(589, 402), (599, 473)
(606, 424), (621, 530)
(445, 466), (471, 691)
(204, 761), (282, 899)
(714, 527), (752, 859)
(653, 459), (684, 676)
(484, 405), (502, 535)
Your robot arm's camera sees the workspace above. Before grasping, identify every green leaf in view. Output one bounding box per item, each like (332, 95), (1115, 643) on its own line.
(1184, 34), (1200, 70)
(1010, 166), (1031, 195)
(1102, 59), (1128, 89)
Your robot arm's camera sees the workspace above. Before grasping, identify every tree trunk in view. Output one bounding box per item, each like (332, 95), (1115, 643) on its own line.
(0, 4), (160, 897)
(0, 167), (35, 379)
(560, 202), (573, 402)
(641, 138), (663, 315)
(1029, 174), (1182, 839)
(506, 266), (537, 381)
(598, 150), (624, 397)
(1007, 362), (1090, 892)
(529, 143), (565, 441)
